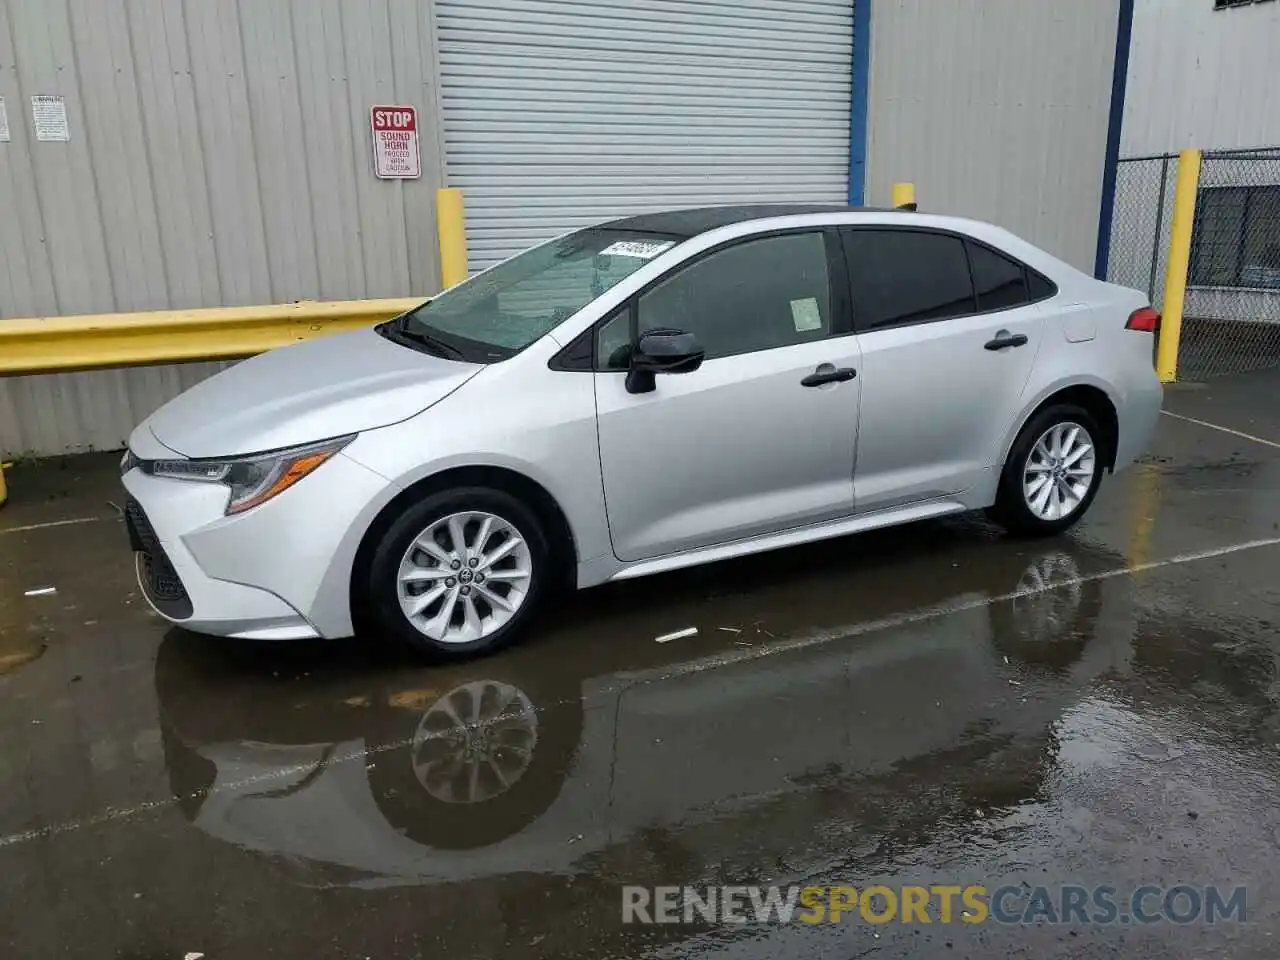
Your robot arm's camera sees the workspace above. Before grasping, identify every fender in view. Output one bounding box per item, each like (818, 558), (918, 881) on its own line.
(997, 374), (1122, 472)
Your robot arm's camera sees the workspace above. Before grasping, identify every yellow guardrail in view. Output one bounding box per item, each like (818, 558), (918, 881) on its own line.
(0, 186), (470, 378)
(0, 297), (426, 377)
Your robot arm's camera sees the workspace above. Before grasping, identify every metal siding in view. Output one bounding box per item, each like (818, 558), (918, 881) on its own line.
(183, 0), (274, 306)
(340, 0), (410, 297)
(435, 0), (855, 271)
(0, 0), (58, 318)
(0, 0), (444, 458)
(239, 0), (322, 304)
(4, 0), (116, 315)
(1122, 0), (1280, 155)
(126, 0), (223, 309)
(390, 0), (447, 298)
(69, 0), (168, 312)
(865, 0), (1120, 272)
(292, 0), (369, 301)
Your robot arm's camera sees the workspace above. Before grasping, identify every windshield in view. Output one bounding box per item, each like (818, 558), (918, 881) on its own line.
(390, 228), (680, 361)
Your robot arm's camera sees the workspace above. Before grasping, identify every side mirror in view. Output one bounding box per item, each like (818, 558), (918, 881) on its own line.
(625, 328), (705, 394)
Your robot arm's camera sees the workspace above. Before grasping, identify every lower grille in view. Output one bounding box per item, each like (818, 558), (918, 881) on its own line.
(125, 497), (193, 618)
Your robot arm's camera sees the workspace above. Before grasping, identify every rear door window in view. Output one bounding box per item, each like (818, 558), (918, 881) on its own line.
(841, 230), (976, 331)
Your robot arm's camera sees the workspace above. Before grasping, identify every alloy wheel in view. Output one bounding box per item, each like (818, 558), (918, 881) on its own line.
(1022, 422), (1096, 521)
(396, 511), (533, 644)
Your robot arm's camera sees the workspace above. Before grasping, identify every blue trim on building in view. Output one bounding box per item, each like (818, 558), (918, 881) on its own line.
(1095, 0), (1135, 279)
(848, 0), (871, 204)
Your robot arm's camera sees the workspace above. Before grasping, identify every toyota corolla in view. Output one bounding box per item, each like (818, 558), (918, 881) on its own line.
(121, 204), (1163, 658)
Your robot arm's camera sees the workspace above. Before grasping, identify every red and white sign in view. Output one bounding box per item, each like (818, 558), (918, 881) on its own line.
(370, 105), (421, 179)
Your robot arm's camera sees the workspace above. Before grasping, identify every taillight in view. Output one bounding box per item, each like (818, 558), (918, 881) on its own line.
(1126, 307), (1160, 332)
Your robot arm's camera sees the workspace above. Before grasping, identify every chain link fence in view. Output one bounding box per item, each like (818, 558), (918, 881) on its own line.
(1183, 149), (1280, 378)
(1105, 154), (1177, 309)
(1105, 148), (1280, 380)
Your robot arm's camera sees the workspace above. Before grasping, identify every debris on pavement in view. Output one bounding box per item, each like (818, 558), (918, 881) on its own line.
(23, 586), (57, 597)
(654, 626), (698, 643)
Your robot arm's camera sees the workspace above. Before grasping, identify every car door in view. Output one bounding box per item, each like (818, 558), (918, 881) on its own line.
(841, 228), (1048, 513)
(594, 229), (861, 563)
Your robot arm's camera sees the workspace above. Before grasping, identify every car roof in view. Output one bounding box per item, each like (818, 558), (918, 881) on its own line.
(601, 204), (893, 239)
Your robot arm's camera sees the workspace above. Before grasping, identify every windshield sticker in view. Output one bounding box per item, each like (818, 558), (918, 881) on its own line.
(599, 240), (675, 260)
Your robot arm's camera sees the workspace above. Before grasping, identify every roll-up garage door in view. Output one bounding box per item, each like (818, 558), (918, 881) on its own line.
(435, 0), (855, 272)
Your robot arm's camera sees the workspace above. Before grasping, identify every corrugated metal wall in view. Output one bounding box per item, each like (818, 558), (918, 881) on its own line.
(435, 0), (854, 273)
(1122, 0), (1280, 155)
(864, 0), (1121, 272)
(0, 0), (443, 458)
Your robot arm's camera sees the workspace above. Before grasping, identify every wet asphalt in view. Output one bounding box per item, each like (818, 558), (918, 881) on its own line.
(1, 370), (1278, 959)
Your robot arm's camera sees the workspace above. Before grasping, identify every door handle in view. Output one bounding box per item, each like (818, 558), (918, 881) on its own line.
(984, 331), (1028, 350)
(801, 366), (857, 387)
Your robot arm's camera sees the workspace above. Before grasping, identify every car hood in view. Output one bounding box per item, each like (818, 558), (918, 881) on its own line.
(145, 327), (482, 458)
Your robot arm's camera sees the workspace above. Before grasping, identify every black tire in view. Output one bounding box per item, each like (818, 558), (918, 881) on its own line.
(362, 487), (551, 660)
(988, 403), (1105, 538)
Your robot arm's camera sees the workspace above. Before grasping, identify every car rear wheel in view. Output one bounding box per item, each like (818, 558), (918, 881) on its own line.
(364, 488), (549, 659)
(989, 404), (1104, 537)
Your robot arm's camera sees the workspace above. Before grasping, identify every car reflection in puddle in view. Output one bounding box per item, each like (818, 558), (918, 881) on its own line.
(154, 519), (1140, 887)
(411, 679), (540, 806)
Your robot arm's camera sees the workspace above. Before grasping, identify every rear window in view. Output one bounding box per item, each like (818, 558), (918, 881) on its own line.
(1028, 270), (1057, 301)
(968, 242), (1030, 312)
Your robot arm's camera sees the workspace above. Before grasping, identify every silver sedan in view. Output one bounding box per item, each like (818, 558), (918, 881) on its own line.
(121, 204), (1163, 658)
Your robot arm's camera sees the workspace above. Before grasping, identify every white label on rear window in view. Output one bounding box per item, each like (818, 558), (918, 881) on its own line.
(599, 240), (675, 260)
(790, 297), (824, 332)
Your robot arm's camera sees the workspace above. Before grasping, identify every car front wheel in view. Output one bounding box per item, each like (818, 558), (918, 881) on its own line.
(990, 404), (1105, 537)
(364, 488), (549, 659)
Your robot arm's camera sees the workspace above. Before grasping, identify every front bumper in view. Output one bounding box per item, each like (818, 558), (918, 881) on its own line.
(125, 496), (194, 620)
(121, 451), (392, 640)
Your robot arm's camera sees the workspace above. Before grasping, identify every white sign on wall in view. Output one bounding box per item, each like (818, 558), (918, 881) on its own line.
(370, 105), (421, 179)
(32, 95), (69, 142)
(0, 98), (9, 142)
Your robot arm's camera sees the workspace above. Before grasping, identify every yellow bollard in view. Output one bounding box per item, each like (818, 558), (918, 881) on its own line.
(436, 187), (469, 290)
(0, 462), (8, 509)
(1156, 149), (1202, 384)
(891, 182), (917, 211)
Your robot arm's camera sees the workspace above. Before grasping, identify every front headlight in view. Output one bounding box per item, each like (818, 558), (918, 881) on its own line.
(149, 436), (353, 515)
